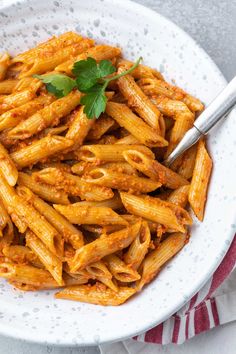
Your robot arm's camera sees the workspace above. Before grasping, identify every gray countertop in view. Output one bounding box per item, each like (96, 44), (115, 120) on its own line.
(135, 0), (236, 81)
(0, 0), (235, 353)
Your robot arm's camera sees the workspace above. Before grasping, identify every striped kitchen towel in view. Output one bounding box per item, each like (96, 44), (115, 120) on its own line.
(134, 234), (236, 345)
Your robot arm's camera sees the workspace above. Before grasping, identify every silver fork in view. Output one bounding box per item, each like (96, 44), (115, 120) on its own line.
(164, 76), (236, 166)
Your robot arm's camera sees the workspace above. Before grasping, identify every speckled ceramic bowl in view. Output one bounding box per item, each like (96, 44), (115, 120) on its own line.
(0, 0), (235, 346)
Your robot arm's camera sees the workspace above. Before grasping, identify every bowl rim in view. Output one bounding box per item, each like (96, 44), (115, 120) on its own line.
(0, 0), (235, 347)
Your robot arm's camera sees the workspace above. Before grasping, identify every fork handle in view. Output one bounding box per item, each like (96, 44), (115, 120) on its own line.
(194, 76), (236, 134)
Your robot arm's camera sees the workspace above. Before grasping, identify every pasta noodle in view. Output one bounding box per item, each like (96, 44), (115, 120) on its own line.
(122, 149), (189, 189)
(10, 136), (73, 168)
(32, 167), (114, 201)
(188, 140), (212, 221)
(8, 91), (81, 140)
(25, 230), (63, 286)
(55, 283), (136, 306)
(56, 44), (121, 75)
(69, 221), (141, 272)
(105, 254), (141, 282)
(106, 102), (168, 147)
(0, 94), (54, 132)
(83, 167), (161, 193)
(0, 142), (18, 186)
(0, 79), (18, 94)
(18, 186), (84, 249)
(120, 192), (192, 232)
(124, 220), (151, 270)
(0, 53), (11, 81)
(18, 172), (70, 205)
(138, 77), (204, 112)
(117, 64), (163, 132)
(53, 203), (127, 226)
(138, 232), (188, 290)
(77, 144), (154, 163)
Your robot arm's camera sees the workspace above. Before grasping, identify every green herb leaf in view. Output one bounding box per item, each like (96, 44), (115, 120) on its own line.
(80, 84), (107, 119)
(33, 74), (76, 98)
(72, 57), (99, 92)
(73, 57), (116, 92)
(45, 83), (65, 98)
(97, 60), (116, 77)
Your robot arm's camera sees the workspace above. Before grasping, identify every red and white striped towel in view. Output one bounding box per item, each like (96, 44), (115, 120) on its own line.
(134, 234), (236, 345)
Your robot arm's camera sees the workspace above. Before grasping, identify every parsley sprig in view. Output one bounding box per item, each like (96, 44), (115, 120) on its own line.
(34, 56), (142, 119)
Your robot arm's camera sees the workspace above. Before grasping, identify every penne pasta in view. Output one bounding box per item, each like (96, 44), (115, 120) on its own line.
(124, 220), (151, 270)
(55, 283), (136, 306)
(33, 168), (114, 201)
(105, 254), (141, 282)
(12, 32), (84, 63)
(10, 136), (73, 168)
(117, 59), (164, 80)
(177, 144), (197, 179)
(0, 79), (18, 94)
(188, 140), (212, 221)
(86, 114), (116, 141)
(138, 233), (188, 290)
(69, 221), (141, 272)
(96, 276), (118, 292)
(26, 230), (64, 286)
(10, 213), (27, 234)
(56, 44), (121, 75)
(13, 77), (41, 92)
(167, 185), (190, 208)
(123, 149), (189, 189)
(117, 65), (163, 132)
(66, 106), (94, 148)
(0, 142), (18, 186)
(0, 86), (40, 114)
(115, 134), (141, 145)
(18, 38), (94, 77)
(18, 172), (69, 205)
(72, 160), (137, 177)
(83, 167), (161, 193)
(139, 77), (204, 112)
(53, 203), (127, 226)
(76, 144), (154, 163)
(0, 53), (11, 81)
(95, 135), (117, 145)
(166, 114), (194, 157)
(0, 171), (64, 256)
(120, 192), (192, 232)
(0, 95), (54, 132)
(2, 245), (43, 268)
(106, 102), (168, 147)
(86, 261), (112, 279)
(0, 231), (14, 255)
(17, 186), (84, 249)
(0, 262), (58, 288)
(8, 91), (81, 140)
(76, 192), (123, 210)
(0, 199), (13, 238)
(151, 96), (195, 156)
(9, 271), (89, 291)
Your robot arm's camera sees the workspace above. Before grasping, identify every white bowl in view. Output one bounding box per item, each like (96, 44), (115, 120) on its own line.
(0, 0), (235, 346)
